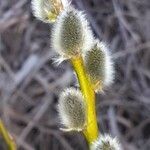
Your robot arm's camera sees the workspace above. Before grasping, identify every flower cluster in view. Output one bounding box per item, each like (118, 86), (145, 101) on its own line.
(31, 0), (118, 149)
(31, 0), (114, 89)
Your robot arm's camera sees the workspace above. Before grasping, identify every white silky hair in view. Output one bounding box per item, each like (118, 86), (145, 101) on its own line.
(61, 0), (71, 8)
(31, 0), (51, 22)
(91, 134), (121, 150)
(83, 39), (114, 92)
(51, 6), (94, 58)
(57, 88), (87, 131)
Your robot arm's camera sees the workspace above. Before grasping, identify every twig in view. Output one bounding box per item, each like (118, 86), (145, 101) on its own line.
(0, 119), (16, 150)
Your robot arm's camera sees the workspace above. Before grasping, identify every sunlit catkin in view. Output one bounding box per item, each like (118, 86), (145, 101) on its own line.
(51, 7), (93, 58)
(84, 40), (114, 92)
(91, 134), (121, 150)
(31, 0), (64, 23)
(58, 88), (87, 131)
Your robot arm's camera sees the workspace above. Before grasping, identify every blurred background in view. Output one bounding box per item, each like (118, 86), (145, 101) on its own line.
(0, 0), (150, 149)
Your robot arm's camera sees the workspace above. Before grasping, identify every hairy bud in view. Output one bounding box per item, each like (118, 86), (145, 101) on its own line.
(31, 0), (66, 23)
(51, 7), (93, 58)
(58, 88), (87, 131)
(84, 40), (114, 92)
(91, 134), (121, 150)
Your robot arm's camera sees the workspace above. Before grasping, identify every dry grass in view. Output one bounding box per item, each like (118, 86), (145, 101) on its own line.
(0, 0), (150, 149)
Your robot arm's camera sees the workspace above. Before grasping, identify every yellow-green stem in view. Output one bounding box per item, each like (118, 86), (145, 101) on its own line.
(70, 56), (99, 144)
(0, 119), (16, 150)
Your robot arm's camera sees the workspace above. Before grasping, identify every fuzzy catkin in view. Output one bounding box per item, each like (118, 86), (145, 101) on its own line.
(84, 40), (114, 92)
(31, 0), (64, 23)
(58, 88), (87, 131)
(85, 44), (105, 85)
(31, 0), (53, 22)
(91, 134), (121, 150)
(52, 7), (94, 58)
(61, 11), (83, 55)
